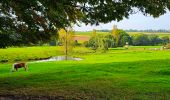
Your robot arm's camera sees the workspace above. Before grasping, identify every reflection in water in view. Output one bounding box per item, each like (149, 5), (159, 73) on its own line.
(30, 56), (83, 63)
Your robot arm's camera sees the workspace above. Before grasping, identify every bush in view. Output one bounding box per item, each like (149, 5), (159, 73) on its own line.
(148, 34), (162, 46)
(132, 34), (169, 46)
(161, 36), (169, 45)
(112, 30), (131, 47)
(74, 40), (81, 46)
(165, 43), (170, 49)
(49, 40), (57, 46)
(83, 41), (89, 47)
(84, 34), (115, 51)
(132, 34), (150, 46)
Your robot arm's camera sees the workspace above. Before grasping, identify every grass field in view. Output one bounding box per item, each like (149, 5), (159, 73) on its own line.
(75, 31), (170, 37)
(0, 46), (62, 63)
(128, 32), (170, 37)
(75, 31), (110, 36)
(74, 31), (170, 43)
(0, 46), (92, 63)
(0, 46), (170, 99)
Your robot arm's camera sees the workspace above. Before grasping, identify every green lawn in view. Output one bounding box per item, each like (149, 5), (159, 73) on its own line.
(0, 46), (170, 99)
(0, 46), (92, 63)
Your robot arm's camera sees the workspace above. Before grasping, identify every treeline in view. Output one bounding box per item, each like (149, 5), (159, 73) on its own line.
(98, 29), (170, 33)
(84, 30), (170, 51)
(125, 29), (170, 33)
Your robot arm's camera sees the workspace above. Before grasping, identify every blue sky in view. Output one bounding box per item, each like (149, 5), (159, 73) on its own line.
(74, 11), (170, 31)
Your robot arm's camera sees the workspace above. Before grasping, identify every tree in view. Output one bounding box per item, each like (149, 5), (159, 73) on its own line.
(161, 36), (169, 45)
(92, 29), (96, 37)
(112, 25), (119, 46)
(58, 28), (74, 60)
(132, 34), (150, 46)
(112, 29), (131, 47)
(148, 34), (162, 45)
(0, 0), (170, 47)
(85, 34), (115, 52)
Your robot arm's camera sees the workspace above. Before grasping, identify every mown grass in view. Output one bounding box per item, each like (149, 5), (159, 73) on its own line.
(0, 46), (92, 63)
(0, 46), (61, 63)
(0, 46), (170, 99)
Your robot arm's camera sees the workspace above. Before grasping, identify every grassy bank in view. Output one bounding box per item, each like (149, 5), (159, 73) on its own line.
(0, 46), (62, 63)
(0, 46), (92, 63)
(0, 46), (170, 99)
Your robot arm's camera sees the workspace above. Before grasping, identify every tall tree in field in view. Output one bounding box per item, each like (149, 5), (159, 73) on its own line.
(92, 29), (97, 37)
(112, 25), (119, 47)
(0, 0), (170, 47)
(59, 28), (74, 60)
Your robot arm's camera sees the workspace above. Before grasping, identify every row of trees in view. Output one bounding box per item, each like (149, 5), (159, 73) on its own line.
(84, 29), (170, 51)
(99, 29), (170, 33)
(84, 34), (114, 52)
(132, 34), (169, 46)
(125, 29), (170, 33)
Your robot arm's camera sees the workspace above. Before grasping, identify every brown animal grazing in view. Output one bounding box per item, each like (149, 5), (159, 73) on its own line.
(11, 62), (28, 72)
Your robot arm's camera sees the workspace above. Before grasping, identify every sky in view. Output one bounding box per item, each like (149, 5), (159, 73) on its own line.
(74, 11), (170, 31)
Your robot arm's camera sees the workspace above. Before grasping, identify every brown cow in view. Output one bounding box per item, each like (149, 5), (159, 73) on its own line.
(11, 62), (28, 72)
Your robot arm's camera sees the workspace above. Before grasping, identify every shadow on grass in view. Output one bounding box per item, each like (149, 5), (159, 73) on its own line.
(0, 59), (170, 99)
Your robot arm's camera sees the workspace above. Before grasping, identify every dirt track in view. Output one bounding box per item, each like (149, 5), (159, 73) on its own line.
(74, 35), (90, 41)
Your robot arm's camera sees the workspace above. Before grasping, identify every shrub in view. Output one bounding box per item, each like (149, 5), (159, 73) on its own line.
(83, 41), (89, 47)
(132, 34), (150, 46)
(148, 34), (162, 46)
(165, 43), (170, 49)
(112, 30), (131, 47)
(85, 34), (115, 51)
(161, 36), (169, 45)
(74, 40), (81, 46)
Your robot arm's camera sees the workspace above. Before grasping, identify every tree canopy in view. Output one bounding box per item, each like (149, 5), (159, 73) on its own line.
(0, 0), (170, 47)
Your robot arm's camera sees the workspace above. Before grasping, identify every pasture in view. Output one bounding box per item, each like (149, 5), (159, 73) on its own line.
(75, 31), (110, 36)
(75, 31), (170, 37)
(0, 46), (170, 99)
(0, 46), (92, 63)
(128, 32), (170, 37)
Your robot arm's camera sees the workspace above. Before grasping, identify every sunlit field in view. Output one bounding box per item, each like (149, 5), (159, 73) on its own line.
(75, 31), (109, 36)
(0, 46), (170, 99)
(0, 46), (92, 63)
(1, 0), (170, 99)
(75, 31), (170, 37)
(128, 32), (170, 37)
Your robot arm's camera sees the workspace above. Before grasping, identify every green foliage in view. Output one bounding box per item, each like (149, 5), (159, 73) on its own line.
(92, 29), (97, 36)
(132, 34), (150, 46)
(165, 43), (170, 49)
(74, 40), (81, 46)
(148, 34), (162, 45)
(58, 28), (75, 58)
(49, 40), (57, 46)
(161, 36), (170, 45)
(112, 30), (131, 47)
(85, 34), (115, 51)
(132, 34), (169, 46)
(80, 30), (170, 47)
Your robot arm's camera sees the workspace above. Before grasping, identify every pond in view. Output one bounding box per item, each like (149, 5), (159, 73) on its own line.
(30, 56), (83, 63)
